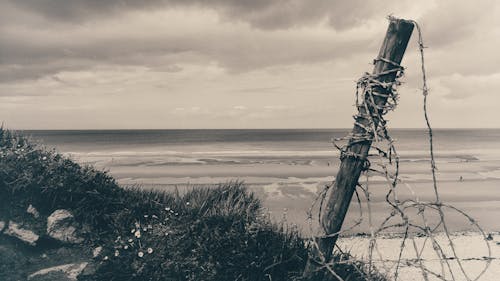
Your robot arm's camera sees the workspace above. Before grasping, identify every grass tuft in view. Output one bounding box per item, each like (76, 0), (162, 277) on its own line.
(0, 128), (386, 281)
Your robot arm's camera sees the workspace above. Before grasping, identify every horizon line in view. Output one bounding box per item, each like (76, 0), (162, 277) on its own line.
(10, 127), (500, 131)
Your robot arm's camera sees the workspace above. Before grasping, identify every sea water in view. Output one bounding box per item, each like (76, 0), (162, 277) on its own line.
(20, 129), (500, 183)
(20, 129), (500, 232)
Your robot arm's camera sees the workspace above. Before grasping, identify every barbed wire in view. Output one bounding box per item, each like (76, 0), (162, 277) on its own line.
(306, 18), (492, 281)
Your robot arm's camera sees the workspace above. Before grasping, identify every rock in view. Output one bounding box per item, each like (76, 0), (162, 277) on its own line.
(28, 271), (72, 281)
(47, 210), (84, 244)
(28, 262), (88, 281)
(27, 204), (40, 218)
(4, 221), (39, 245)
(92, 246), (103, 258)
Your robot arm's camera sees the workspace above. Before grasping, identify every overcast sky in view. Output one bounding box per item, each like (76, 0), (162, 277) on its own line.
(1, 0), (499, 129)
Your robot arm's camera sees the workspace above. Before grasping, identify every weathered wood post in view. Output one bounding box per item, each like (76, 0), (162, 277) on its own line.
(303, 18), (414, 280)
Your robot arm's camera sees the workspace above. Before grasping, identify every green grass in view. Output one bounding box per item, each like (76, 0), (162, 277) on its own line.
(0, 128), (386, 281)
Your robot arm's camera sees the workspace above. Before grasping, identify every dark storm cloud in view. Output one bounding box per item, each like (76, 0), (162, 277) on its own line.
(0, 26), (195, 82)
(1, 0), (493, 86)
(1, 0), (376, 82)
(0, 61), (89, 83)
(10, 0), (405, 30)
(2, 0), (500, 129)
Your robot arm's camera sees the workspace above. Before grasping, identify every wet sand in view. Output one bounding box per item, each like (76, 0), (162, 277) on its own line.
(257, 179), (500, 235)
(122, 178), (500, 236)
(27, 129), (500, 279)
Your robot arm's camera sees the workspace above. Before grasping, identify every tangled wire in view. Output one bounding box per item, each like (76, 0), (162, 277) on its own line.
(307, 18), (492, 281)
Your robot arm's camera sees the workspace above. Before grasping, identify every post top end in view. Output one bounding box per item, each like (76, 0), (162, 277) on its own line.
(387, 15), (414, 25)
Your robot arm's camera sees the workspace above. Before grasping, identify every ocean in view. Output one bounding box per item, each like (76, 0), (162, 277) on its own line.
(19, 128), (500, 233)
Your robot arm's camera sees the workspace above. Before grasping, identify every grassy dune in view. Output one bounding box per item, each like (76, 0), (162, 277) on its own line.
(0, 128), (383, 281)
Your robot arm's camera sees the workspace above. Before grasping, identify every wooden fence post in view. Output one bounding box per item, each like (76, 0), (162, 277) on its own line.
(303, 18), (414, 280)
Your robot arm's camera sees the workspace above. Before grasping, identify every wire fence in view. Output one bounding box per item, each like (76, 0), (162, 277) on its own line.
(306, 18), (492, 281)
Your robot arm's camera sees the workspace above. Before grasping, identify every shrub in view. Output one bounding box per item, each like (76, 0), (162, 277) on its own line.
(0, 128), (385, 281)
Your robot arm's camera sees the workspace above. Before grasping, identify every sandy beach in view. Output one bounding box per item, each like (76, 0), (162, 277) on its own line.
(256, 179), (500, 234)
(21, 129), (500, 279)
(125, 177), (500, 280)
(23, 129), (500, 235)
(337, 232), (498, 281)
(6, 3), (500, 279)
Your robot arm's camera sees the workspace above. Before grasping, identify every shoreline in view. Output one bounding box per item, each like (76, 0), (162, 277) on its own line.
(120, 178), (500, 236)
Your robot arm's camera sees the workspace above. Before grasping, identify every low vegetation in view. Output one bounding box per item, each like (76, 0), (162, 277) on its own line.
(0, 128), (385, 281)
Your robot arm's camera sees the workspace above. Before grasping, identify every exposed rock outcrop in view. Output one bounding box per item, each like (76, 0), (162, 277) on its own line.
(4, 221), (39, 246)
(92, 246), (103, 258)
(47, 210), (84, 244)
(28, 262), (89, 281)
(27, 204), (40, 218)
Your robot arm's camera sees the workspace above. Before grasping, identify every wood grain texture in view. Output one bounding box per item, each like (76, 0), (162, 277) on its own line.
(303, 18), (414, 280)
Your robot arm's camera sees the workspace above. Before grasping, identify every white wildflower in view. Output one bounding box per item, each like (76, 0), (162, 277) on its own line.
(147, 247), (153, 254)
(138, 251), (144, 258)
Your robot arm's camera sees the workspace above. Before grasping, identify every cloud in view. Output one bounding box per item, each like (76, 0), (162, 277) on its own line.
(156, 65), (183, 73)
(0, 6), (377, 82)
(2, 0), (500, 128)
(417, 0), (496, 47)
(10, 0), (413, 30)
(236, 87), (280, 94)
(435, 73), (500, 100)
(3, 0), (493, 83)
